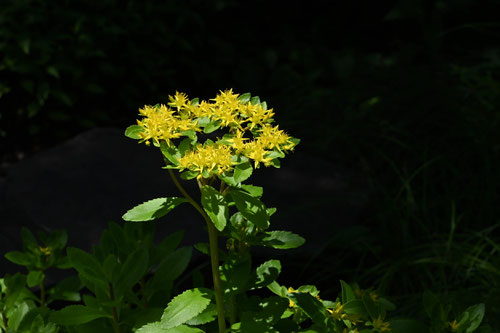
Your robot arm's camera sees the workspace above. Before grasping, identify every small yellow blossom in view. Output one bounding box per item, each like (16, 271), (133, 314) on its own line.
(178, 143), (233, 178)
(448, 319), (460, 332)
(371, 316), (391, 332)
(243, 141), (273, 168)
(168, 91), (189, 110)
(39, 246), (51, 256)
(327, 302), (348, 321)
(369, 291), (379, 302)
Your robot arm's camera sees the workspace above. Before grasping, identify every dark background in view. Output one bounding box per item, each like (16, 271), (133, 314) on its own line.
(1, 0), (499, 327)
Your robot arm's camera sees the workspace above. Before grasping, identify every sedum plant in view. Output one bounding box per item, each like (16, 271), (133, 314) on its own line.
(122, 90), (489, 333)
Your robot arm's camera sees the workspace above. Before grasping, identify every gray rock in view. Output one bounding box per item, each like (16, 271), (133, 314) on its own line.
(0, 127), (369, 276)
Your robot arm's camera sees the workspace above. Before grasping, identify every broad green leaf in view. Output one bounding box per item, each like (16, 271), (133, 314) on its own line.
(464, 303), (485, 333)
(233, 161), (253, 183)
(150, 247), (192, 290)
(254, 260), (281, 289)
(8, 301), (31, 331)
(201, 185), (228, 231)
(289, 292), (328, 327)
(343, 299), (366, 316)
(160, 141), (181, 165)
(122, 197), (187, 222)
(340, 280), (356, 303)
(4, 251), (32, 266)
(49, 305), (112, 325)
(185, 303), (217, 325)
(267, 281), (288, 298)
(4, 273), (28, 309)
(21, 228), (38, 252)
(203, 121), (220, 134)
(238, 93), (251, 103)
(250, 96), (260, 105)
(125, 125), (144, 139)
(67, 247), (107, 294)
(138, 322), (205, 333)
(26, 271), (44, 288)
(241, 184), (263, 198)
(220, 256), (251, 295)
(160, 288), (213, 329)
(362, 292), (380, 319)
(262, 231), (305, 249)
(230, 188), (269, 229)
(115, 247), (149, 296)
(153, 230), (184, 264)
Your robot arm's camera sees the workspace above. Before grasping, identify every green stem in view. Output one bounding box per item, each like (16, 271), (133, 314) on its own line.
(168, 170), (226, 333)
(40, 277), (46, 307)
(109, 284), (120, 333)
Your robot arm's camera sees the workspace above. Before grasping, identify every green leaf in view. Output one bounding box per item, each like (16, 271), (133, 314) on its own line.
(201, 185), (228, 231)
(289, 292), (328, 327)
(340, 280), (356, 303)
(463, 303), (485, 333)
(185, 303), (217, 325)
(67, 247), (107, 288)
(160, 288), (213, 329)
(262, 231), (305, 249)
(343, 299), (366, 316)
(238, 93), (251, 103)
(26, 271), (44, 288)
(233, 161), (253, 183)
(203, 121), (220, 134)
(4, 251), (33, 266)
(137, 323), (205, 333)
(49, 305), (112, 325)
(160, 141), (181, 165)
(8, 301), (31, 331)
(250, 96), (260, 105)
(123, 197), (187, 222)
(230, 188), (270, 229)
(241, 184), (263, 198)
(150, 247), (192, 290)
(115, 247), (149, 296)
(125, 125), (145, 139)
(46, 66), (60, 78)
(254, 260), (281, 289)
(22, 227), (38, 252)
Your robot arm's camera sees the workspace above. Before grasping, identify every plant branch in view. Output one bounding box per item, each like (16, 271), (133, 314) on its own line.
(168, 170), (226, 333)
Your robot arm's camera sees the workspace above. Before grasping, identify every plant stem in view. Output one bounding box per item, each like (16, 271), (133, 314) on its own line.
(109, 284), (120, 333)
(168, 170), (226, 333)
(40, 277), (46, 307)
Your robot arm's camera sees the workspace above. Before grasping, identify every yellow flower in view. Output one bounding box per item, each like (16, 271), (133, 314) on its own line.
(225, 129), (248, 153)
(327, 302), (348, 321)
(168, 91), (189, 110)
(178, 143), (233, 178)
(39, 246), (51, 256)
(243, 141), (273, 168)
(448, 319), (460, 332)
(256, 124), (293, 152)
(287, 287), (296, 307)
(371, 316), (391, 332)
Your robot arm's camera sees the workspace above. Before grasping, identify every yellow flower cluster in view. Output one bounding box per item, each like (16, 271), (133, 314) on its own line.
(371, 316), (391, 332)
(135, 90), (298, 178)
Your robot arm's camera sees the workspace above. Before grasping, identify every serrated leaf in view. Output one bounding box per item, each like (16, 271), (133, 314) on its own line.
(123, 197), (187, 222)
(49, 305), (111, 325)
(160, 288), (213, 329)
(230, 188), (269, 229)
(137, 323), (205, 333)
(160, 141), (182, 165)
(201, 185), (228, 231)
(262, 231), (305, 249)
(125, 125), (145, 139)
(185, 303), (217, 325)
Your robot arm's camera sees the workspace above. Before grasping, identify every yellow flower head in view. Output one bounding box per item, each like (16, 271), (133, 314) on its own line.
(327, 302), (348, 321)
(448, 319), (460, 332)
(371, 316), (391, 332)
(134, 90), (298, 179)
